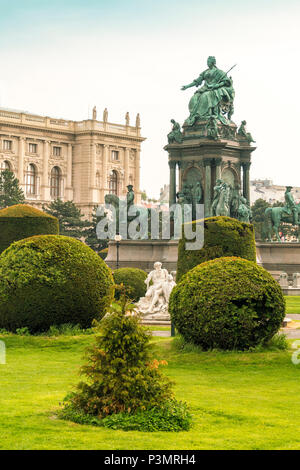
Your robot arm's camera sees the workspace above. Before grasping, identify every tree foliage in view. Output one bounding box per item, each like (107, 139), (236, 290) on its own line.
(0, 170), (25, 209)
(43, 199), (87, 239)
(62, 297), (174, 418)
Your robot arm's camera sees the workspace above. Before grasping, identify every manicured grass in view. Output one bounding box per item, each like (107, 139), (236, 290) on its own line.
(285, 296), (300, 314)
(1, 333), (300, 450)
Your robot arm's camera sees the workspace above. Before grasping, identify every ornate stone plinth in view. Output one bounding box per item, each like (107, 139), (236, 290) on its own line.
(165, 120), (256, 218)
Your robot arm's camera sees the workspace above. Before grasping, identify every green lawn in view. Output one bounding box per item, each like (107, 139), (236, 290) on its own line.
(285, 296), (300, 314)
(1, 333), (300, 450)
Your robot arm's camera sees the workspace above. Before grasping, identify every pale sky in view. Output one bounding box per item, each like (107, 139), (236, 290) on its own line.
(0, 0), (299, 198)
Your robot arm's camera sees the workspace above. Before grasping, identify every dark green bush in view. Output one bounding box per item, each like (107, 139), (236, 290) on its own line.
(0, 204), (59, 253)
(169, 257), (285, 350)
(113, 267), (147, 301)
(61, 298), (175, 419)
(177, 216), (256, 281)
(0, 235), (114, 332)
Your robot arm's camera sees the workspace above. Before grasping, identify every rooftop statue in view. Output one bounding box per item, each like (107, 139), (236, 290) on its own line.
(181, 56), (235, 126)
(263, 186), (300, 241)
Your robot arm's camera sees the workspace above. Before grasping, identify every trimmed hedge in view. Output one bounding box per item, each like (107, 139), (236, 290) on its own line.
(0, 204), (59, 253)
(177, 216), (256, 281)
(0, 235), (114, 333)
(113, 267), (147, 302)
(169, 256), (285, 350)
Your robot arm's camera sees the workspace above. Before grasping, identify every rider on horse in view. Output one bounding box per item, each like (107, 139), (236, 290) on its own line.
(284, 186), (298, 226)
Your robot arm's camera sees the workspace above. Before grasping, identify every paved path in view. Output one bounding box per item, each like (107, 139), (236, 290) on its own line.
(287, 314), (300, 320)
(152, 329), (300, 339)
(151, 330), (171, 337)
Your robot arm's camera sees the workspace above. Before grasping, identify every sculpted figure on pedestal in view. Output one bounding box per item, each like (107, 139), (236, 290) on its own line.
(238, 120), (255, 144)
(237, 196), (252, 223)
(181, 56), (235, 126)
(135, 263), (176, 318)
(167, 119), (183, 144)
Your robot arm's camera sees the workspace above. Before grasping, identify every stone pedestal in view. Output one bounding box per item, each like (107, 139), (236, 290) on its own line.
(105, 239), (178, 272)
(256, 242), (300, 281)
(106, 240), (300, 295)
(164, 120), (256, 216)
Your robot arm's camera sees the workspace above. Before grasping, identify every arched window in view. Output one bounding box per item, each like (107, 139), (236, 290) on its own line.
(50, 166), (61, 198)
(109, 170), (118, 195)
(25, 164), (36, 195)
(0, 160), (11, 171)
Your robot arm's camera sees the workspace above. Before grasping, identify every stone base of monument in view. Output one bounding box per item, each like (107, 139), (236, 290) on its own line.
(105, 239), (178, 272)
(256, 242), (300, 281)
(281, 287), (300, 296)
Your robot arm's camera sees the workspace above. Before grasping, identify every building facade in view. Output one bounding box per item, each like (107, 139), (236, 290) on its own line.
(250, 179), (300, 205)
(0, 107), (145, 217)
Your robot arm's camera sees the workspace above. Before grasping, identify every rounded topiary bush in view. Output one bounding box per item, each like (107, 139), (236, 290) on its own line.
(113, 267), (147, 301)
(169, 257), (285, 350)
(0, 204), (59, 253)
(176, 216), (256, 281)
(0, 235), (114, 333)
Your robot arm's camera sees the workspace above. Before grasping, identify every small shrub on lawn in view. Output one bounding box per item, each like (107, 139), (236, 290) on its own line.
(60, 295), (190, 431)
(60, 399), (191, 432)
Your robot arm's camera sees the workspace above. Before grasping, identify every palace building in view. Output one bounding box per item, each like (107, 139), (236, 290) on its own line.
(0, 107), (145, 217)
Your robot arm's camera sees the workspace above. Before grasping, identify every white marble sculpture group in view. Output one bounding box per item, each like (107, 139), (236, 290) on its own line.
(135, 262), (176, 320)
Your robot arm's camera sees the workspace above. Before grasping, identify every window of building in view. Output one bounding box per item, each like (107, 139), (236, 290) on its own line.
(0, 160), (11, 171)
(29, 143), (37, 154)
(53, 146), (61, 157)
(3, 140), (12, 151)
(25, 163), (36, 195)
(50, 166), (61, 198)
(111, 150), (119, 161)
(109, 170), (118, 195)
(96, 172), (100, 187)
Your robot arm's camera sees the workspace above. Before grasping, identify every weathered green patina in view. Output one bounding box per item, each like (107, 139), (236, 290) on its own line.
(181, 56), (235, 126)
(167, 119), (183, 144)
(263, 186), (300, 241)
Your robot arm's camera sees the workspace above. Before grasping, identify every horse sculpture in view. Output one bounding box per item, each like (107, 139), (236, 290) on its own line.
(104, 193), (149, 239)
(263, 203), (300, 242)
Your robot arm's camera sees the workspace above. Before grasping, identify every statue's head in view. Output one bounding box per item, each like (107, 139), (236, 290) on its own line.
(154, 261), (162, 270)
(286, 186), (293, 191)
(241, 120), (247, 125)
(207, 56), (216, 67)
(171, 119), (175, 124)
(127, 184), (133, 191)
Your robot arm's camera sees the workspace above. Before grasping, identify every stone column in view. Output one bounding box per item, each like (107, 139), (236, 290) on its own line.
(242, 162), (251, 203)
(177, 161), (182, 191)
(91, 142), (97, 188)
(169, 161), (177, 206)
(215, 158), (222, 181)
(18, 137), (25, 191)
(42, 140), (50, 200)
(204, 158), (212, 218)
(135, 149), (141, 204)
(65, 143), (73, 200)
(124, 147), (130, 189)
(100, 145), (109, 201)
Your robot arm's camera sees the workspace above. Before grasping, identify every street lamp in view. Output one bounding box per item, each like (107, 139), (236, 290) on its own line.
(114, 234), (122, 269)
